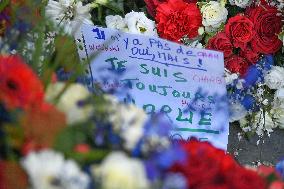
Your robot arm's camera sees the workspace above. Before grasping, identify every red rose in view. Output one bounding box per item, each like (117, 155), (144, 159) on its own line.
(240, 46), (260, 64)
(156, 0), (202, 42)
(247, 6), (283, 54)
(225, 14), (254, 50)
(225, 55), (250, 77)
(0, 55), (44, 110)
(207, 32), (233, 58)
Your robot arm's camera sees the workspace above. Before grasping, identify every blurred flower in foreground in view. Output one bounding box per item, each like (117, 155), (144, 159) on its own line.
(106, 95), (147, 150)
(45, 0), (93, 35)
(0, 6), (11, 36)
(45, 82), (93, 124)
(0, 161), (28, 189)
(0, 55), (44, 110)
(276, 159), (284, 179)
(92, 151), (149, 189)
(171, 139), (267, 189)
(21, 150), (90, 189)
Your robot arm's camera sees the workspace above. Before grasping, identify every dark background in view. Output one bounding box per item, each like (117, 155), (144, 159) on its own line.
(228, 123), (284, 166)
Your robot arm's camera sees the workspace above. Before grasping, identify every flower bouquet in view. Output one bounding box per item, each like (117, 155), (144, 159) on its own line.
(0, 0), (284, 189)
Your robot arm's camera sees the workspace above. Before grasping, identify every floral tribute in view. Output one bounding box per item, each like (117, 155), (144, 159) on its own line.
(0, 0), (284, 189)
(105, 0), (284, 138)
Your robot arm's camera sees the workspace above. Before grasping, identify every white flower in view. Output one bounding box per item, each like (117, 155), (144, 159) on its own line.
(21, 150), (90, 189)
(105, 15), (128, 32)
(187, 40), (203, 49)
(92, 151), (149, 189)
(252, 110), (276, 135)
(124, 11), (157, 36)
(224, 69), (238, 85)
(229, 102), (247, 122)
(274, 88), (284, 109)
(264, 66), (284, 89)
(198, 27), (205, 35)
(105, 95), (147, 150)
(45, 0), (93, 35)
(229, 0), (252, 8)
(272, 108), (284, 129)
(45, 82), (93, 124)
(201, 1), (228, 32)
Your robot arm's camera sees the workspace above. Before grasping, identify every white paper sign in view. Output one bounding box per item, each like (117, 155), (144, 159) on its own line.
(77, 24), (229, 150)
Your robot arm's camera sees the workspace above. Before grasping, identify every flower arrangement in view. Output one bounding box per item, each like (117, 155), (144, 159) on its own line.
(1, 0), (284, 189)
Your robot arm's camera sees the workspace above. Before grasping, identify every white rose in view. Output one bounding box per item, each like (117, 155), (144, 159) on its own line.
(201, 1), (228, 32)
(229, 0), (252, 8)
(105, 15), (128, 32)
(229, 102), (247, 122)
(105, 95), (147, 150)
(124, 11), (157, 36)
(45, 82), (93, 124)
(264, 66), (284, 89)
(92, 152), (149, 189)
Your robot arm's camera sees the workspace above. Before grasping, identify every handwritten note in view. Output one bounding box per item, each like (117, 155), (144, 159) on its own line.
(77, 24), (229, 150)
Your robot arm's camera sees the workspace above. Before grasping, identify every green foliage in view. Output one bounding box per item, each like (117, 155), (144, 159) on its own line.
(226, 4), (245, 18)
(0, 0), (9, 12)
(54, 123), (109, 164)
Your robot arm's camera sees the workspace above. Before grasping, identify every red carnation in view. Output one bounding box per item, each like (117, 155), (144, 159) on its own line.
(145, 0), (197, 17)
(247, 6), (283, 54)
(225, 14), (254, 50)
(171, 139), (239, 189)
(145, 0), (166, 17)
(207, 32), (233, 58)
(225, 55), (250, 77)
(0, 55), (44, 110)
(170, 139), (268, 189)
(155, 0), (202, 42)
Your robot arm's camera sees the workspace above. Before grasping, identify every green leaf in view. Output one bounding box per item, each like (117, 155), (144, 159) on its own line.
(66, 150), (109, 164)
(0, 0), (9, 12)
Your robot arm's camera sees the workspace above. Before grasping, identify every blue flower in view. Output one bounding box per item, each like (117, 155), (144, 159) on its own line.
(258, 54), (274, 71)
(162, 173), (188, 189)
(276, 159), (284, 179)
(241, 94), (255, 111)
(243, 65), (262, 88)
